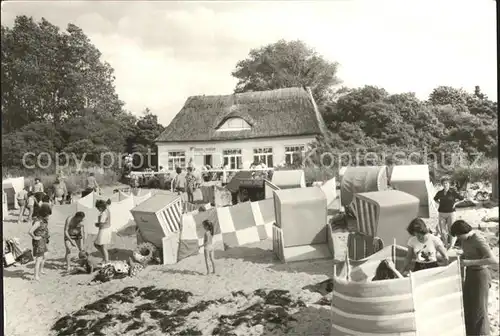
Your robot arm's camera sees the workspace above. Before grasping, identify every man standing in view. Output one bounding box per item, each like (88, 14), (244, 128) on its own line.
(53, 177), (68, 205)
(17, 187), (28, 224)
(82, 172), (100, 197)
(171, 167), (186, 195)
(33, 178), (44, 193)
(434, 176), (465, 249)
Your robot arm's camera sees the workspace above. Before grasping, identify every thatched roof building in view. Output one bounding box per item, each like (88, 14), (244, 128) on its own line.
(156, 87), (327, 142)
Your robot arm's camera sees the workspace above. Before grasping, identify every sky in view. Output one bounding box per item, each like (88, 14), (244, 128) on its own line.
(1, 0), (497, 126)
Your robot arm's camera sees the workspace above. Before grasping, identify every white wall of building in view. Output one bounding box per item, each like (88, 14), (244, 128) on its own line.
(157, 135), (316, 172)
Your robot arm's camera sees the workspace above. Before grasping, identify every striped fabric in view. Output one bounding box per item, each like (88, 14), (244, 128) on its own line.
(353, 191), (419, 247)
(331, 245), (465, 335)
(159, 199), (183, 233)
(353, 196), (378, 237)
(328, 225), (384, 261)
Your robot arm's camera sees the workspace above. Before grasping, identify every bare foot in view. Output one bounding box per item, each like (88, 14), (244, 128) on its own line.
(34, 276), (40, 281)
(40, 270), (46, 275)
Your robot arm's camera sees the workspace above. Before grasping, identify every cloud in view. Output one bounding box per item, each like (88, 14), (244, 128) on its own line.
(1, 0), (497, 126)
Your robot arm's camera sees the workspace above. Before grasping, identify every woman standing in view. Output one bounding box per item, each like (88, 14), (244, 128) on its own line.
(94, 199), (112, 264)
(402, 218), (449, 273)
(451, 220), (497, 336)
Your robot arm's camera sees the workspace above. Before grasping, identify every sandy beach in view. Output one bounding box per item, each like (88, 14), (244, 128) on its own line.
(3, 187), (499, 336)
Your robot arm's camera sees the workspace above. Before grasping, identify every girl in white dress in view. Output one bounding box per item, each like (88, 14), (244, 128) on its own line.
(94, 199), (112, 263)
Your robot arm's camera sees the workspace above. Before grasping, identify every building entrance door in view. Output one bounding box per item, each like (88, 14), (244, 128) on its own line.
(204, 154), (212, 167)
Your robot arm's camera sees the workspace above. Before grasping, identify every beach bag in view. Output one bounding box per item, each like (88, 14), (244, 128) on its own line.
(4, 239), (23, 260)
(17, 249), (34, 264)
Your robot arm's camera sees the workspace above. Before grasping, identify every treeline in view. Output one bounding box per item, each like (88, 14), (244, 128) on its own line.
(232, 40), (498, 177)
(1, 16), (164, 173)
(2, 17), (497, 180)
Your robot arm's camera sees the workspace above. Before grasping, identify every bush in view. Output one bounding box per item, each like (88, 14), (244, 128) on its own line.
(146, 176), (161, 189)
(448, 157), (498, 185)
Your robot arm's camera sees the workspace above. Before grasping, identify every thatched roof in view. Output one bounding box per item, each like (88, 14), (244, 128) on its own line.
(156, 87), (326, 142)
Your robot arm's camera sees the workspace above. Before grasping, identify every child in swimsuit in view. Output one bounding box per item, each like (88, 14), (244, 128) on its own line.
(28, 204), (52, 281)
(202, 219), (216, 275)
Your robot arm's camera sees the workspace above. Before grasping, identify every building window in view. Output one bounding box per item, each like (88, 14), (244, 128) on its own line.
(285, 145), (305, 165)
(253, 147), (273, 167)
(217, 118), (251, 131)
(167, 151), (186, 170)
(223, 149), (243, 169)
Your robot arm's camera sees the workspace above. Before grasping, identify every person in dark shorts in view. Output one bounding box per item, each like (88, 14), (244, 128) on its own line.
(82, 172), (99, 197)
(434, 176), (464, 248)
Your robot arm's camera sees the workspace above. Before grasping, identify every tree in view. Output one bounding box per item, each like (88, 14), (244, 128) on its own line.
(1, 16), (124, 133)
(231, 40), (341, 104)
(428, 86), (471, 110)
(130, 108), (165, 169)
(2, 121), (62, 168)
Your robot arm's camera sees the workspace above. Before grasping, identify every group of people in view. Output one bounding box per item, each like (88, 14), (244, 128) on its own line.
(171, 166), (202, 203)
(16, 174), (107, 281)
(370, 175), (497, 336)
(26, 197), (112, 281)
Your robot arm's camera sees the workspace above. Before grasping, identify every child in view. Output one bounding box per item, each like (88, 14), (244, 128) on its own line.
(25, 192), (36, 223)
(77, 251), (100, 274)
(202, 219), (216, 275)
(41, 194), (53, 210)
(28, 204), (52, 281)
(186, 167), (197, 203)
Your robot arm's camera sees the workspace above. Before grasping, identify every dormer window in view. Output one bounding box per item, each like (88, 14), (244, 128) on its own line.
(216, 117), (251, 131)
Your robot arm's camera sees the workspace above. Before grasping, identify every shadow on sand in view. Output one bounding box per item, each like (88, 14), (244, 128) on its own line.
(89, 248), (133, 262)
(2, 267), (33, 280)
(161, 268), (205, 276)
